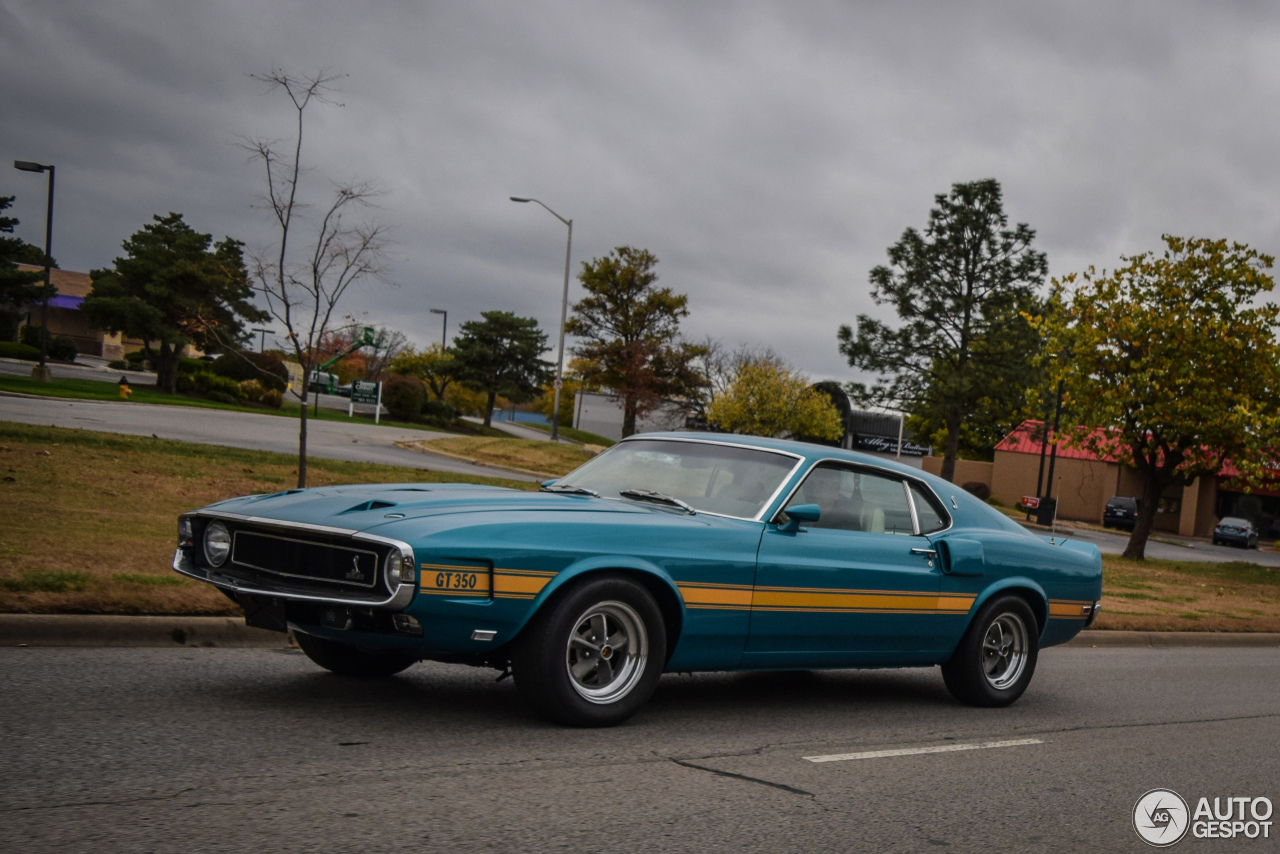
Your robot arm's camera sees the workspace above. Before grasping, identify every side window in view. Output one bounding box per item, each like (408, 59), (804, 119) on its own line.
(909, 482), (949, 534)
(784, 464), (915, 535)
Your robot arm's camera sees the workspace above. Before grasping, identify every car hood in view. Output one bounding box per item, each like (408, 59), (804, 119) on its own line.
(199, 482), (724, 533)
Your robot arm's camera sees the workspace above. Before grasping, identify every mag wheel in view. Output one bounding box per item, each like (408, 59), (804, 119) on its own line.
(512, 576), (666, 727)
(294, 631), (418, 677)
(941, 595), (1039, 707)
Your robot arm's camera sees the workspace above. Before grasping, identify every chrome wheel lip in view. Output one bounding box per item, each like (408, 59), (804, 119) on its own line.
(981, 612), (1028, 690)
(565, 600), (649, 705)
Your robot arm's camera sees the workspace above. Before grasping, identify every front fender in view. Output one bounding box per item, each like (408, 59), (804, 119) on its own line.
(509, 555), (686, 639)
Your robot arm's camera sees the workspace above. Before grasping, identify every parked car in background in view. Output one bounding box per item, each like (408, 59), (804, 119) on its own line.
(1103, 496), (1139, 530)
(1213, 517), (1259, 549)
(173, 433), (1103, 726)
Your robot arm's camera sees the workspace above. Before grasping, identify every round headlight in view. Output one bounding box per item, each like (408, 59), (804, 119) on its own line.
(203, 521), (231, 567)
(384, 550), (416, 587)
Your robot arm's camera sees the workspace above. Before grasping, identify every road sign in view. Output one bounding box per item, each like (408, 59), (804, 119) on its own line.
(1020, 496), (1040, 510)
(348, 380), (383, 424)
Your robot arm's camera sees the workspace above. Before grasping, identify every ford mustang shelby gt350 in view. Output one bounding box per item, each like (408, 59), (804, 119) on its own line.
(174, 433), (1102, 726)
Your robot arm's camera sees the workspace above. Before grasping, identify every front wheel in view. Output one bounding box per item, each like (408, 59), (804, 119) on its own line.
(512, 576), (666, 727)
(294, 631), (419, 677)
(941, 595), (1039, 707)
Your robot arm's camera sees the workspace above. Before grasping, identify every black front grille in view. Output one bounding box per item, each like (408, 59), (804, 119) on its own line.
(230, 530), (383, 589)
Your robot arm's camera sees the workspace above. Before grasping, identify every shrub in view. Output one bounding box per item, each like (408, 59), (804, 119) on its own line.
(986, 495), (1005, 507)
(261, 388), (284, 409)
(211, 351), (289, 392)
(125, 349), (148, 364)
(421, 399), (457, 422)
(0, 309), (19, 342)
(176, 370), (244, 400)
(961, 481), (992, 502)
(178, 356), (209, 375)
(19, 325), (77, 361)
(382, 376), (426, 421)
(106, 359), (130, 370)
(239, 379), (265, 402)
(0, 341), (40, 361)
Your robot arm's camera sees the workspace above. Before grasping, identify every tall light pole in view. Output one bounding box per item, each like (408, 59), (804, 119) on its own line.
(13, 160), (55, 382)
(429, 308), (447, 348)
(250, 328), (275, 353)
(510, 196), (571, 441)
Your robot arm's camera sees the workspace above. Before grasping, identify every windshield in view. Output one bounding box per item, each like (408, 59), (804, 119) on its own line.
(555, 439), (799, 518)
(1220, 517), (1249, 527)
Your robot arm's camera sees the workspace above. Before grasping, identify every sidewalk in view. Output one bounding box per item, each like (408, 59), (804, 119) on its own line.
(2, 614), (1277, 649)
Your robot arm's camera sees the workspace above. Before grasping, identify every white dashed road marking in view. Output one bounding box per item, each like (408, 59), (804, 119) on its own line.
(803, 737), (1045, 763)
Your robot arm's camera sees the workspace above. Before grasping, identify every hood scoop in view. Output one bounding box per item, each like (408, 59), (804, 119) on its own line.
(340, 500), (399, 514)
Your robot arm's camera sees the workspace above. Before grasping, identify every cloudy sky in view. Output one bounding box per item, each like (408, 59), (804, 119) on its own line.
(3, 1), (1279, 381)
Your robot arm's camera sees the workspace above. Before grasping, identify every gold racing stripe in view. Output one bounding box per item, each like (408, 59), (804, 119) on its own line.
(1048, 598), (1094, 619)
(419, 563), (490, 597)
(677, 581), (975, 614)
(493, 568), (556, 600)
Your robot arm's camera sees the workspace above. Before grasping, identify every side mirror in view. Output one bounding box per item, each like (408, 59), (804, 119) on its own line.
(777, 503), (821, 534)
(541, 479), (559, 488)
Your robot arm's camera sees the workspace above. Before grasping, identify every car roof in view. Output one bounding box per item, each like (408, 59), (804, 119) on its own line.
(630, 431), (930, 479)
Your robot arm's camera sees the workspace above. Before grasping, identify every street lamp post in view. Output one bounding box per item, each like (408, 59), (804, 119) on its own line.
(509, 196), (572, 442)
(13, 160), (55, 382)
(250, 328), (275, 353)
(429, 308), (447, 348)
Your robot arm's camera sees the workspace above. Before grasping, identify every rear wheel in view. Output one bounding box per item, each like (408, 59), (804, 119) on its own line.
(512, 576), (666, 727)
(942, 595), (1039, 707)
(294, 631), (418, 677)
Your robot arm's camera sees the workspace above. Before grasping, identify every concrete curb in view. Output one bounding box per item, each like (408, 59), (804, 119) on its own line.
(0, 615), (294, 648)
(2, 615), (1278, 649)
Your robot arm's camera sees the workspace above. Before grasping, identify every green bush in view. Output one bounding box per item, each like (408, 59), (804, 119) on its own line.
(421, 398), (458, 426)
(0, 341), (40, 361)
(19, 325), (77, 361)
(0, 309), (19, 342)
(176, 370), (244, 400)
(239, 379), (265, 402)
(962, 481), (992, 502)
(383, 376), (426, 421)
(211, 351), (289, 392)
(125, 349), (148, 364)
(106, 359), (130, 370)
(261, 388), (284, 409)
(178, 356), (210, 375)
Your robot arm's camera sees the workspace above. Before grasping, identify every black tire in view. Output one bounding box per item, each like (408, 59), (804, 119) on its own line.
(294, 631), (418, 677)
(941, 595), (1039, 707)
(512, 576), (666, 727)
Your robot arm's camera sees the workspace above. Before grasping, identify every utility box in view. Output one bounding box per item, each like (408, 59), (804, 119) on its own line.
(1035, 497), (1057, 526)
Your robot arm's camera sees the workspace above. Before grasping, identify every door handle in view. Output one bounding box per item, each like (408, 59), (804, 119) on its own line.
(910, 548), (937, 558)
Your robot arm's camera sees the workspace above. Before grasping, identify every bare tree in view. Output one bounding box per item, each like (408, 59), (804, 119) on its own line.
(243, 69), (388, 487)
(683, 336), (787, 423)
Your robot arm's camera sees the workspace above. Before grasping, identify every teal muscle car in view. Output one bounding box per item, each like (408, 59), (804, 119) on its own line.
(174, 433), (1102, 726)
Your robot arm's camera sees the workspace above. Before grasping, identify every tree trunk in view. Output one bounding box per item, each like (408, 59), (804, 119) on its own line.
(939, 410), (962, 483)
(483, 390), (496, 427)
(156, 341), (178, 395)
(297, 382), (309, 488)
(622, 395), (637, 438)
(1122, 474), (1166, 560)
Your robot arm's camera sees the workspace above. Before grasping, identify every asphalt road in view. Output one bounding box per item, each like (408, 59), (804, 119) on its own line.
(0, 394), (537, 481)
(2, 646), (1276, 852)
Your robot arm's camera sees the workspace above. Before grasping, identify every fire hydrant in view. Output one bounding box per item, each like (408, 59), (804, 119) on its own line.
(118, 377), (133, 400)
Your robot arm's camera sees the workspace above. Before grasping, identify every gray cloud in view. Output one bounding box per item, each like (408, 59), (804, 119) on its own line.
(3, 0), (1279, 382)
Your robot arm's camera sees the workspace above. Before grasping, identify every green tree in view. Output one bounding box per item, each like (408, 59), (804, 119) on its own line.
(83, 213), (263, 393)
(838, 179), (1047, 482)
(0, 195), (54, 339)
(568, 246), (706, 437)
(451, 311), (552, 426)
(707, 357), (843, 441)
(1039, 235), (1280, 560)
(390, 343), (457, 400)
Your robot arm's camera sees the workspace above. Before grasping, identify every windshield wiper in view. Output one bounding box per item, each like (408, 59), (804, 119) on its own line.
(540, 484), (600, 497)
(619, 488), (696, 514)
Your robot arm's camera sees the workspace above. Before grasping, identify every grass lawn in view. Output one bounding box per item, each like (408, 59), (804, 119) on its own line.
(0, 373), (498, 435)
(406, 436), (600, 477)
(1092, 554), (1280, 632)
(0, 422), (533, 615)
(521, 422), (617, 447)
